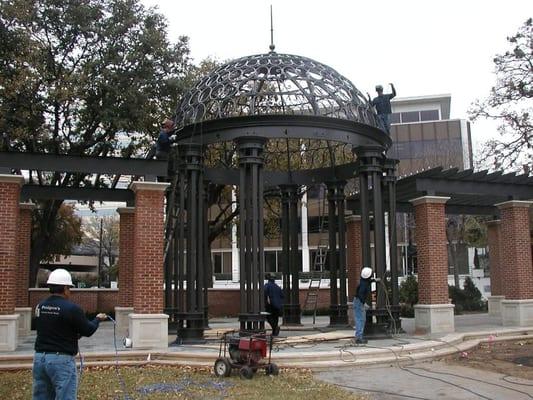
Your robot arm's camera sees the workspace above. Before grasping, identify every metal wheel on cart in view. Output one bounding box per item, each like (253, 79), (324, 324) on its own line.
(265, 363), (279, 376)
(239, 365), (254, 379)
(214, 357), (232, 377)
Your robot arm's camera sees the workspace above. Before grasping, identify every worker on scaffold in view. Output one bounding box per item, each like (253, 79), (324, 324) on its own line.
(369, 83), (396, 135)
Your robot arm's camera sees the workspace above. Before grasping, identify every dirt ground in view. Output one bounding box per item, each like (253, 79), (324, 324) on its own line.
(445, 338), (533, 381)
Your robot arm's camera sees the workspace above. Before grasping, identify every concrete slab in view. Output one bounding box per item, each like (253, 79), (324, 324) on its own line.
(316, 361), (533, 400)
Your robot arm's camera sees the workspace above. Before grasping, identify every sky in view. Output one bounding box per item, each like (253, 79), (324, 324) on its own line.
(141, 0), (532, 156)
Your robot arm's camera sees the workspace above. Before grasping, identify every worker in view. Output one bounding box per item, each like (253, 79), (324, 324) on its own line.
(369, 83), (396, 134)
(155, 118), (176, 160)
(32, 269), (107, 400)
(354, 266), (373, 344)
(264, 273), (284, 336)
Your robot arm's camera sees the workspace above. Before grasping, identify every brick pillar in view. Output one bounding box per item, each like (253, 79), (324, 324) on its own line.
(0, 175), (24, 350)
(346, 215), (362, 299)
(496, 201), (533, 326)
(115, 207), (135, 333)
(15, 203), (34, 337)
(128, 182), (169, 349)
(117, 207), (135, 306)
(410, 196), (454, 333)
(16, 203), (34, 307)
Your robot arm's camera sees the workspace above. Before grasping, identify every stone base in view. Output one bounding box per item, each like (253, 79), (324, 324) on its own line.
(414, 304), (455, 334)
(501, 299), (533, 327)
(114, 307), (134, 334)
(488, 296), (505, 318)
(0, 314), (19, 351)
(128, 314), (169, 349)
(14, 307), (32, 336)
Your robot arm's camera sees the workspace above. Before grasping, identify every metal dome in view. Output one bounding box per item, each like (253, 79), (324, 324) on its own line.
(175, 52), (379, 130)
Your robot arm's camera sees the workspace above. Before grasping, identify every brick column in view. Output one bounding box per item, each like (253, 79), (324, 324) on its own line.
(346, 215), (362, 299)
(15, 203), (34, 336)
(486, 220), (504, 317)
(128, 181), (169, 348)
(410, 196), (454, 334)
(115, 207), (135, 333)
(0, 175), (24, 350)
(496, 201), (533, 326)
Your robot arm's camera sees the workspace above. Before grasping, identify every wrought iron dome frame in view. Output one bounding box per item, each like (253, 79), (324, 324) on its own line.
(174, 52), (391, 150)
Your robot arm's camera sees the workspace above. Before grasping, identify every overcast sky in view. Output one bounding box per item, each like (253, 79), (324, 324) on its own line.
(141, 0), (531, 155)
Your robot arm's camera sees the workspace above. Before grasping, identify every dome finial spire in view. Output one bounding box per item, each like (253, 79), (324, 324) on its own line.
(269, 5), (275, 53)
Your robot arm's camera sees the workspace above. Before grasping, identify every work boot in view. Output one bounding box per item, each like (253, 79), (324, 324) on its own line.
(355, 338), (368, 345)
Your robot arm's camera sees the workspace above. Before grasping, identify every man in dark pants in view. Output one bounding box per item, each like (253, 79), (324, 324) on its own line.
(264, 273), (284, 336)
(354, 267), (373, 344)
(32, 269), (107, 400)
(370, 83), (396, 134)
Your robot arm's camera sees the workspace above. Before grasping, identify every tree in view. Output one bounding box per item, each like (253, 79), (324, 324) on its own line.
(34, 203), (83, 265)
(0, 0), (193, 285)
(470, 18), (533, 170)
(81, 216), (119, 287)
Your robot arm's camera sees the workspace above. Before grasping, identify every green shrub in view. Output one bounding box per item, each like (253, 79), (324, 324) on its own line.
(449, 277), (485, 313)
(399, 275), (418, 306)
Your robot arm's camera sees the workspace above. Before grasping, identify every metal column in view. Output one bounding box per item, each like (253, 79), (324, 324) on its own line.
(236, 137), (267, 334)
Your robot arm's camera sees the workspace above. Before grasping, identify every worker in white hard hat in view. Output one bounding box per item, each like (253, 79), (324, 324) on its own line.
(354, 266), (373, 344)
(32, 268), (107, 400)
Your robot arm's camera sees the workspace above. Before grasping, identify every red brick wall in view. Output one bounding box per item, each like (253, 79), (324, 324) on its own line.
(0, 177), (23, 314)
(117, 208), (134, 307)
(132, 184), (167, 314)
(498, 202), (533, 300)
(28, 288), (333, 317)
(487, 220), (502, 296)
(346, 216), (362, 299)
(29, 289), (119, 313)
(413, 197), (449, 304)
(16, 205), (33, 307)
(208, 288), (333, 317)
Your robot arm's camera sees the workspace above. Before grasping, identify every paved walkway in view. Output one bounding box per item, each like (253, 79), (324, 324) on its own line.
(317, 361), (533, 400)
(2, 314), (533, 373)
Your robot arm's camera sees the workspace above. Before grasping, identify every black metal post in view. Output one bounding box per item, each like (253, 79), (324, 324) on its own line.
(336, 181), (349, 324)
(236, 137), (267, 334)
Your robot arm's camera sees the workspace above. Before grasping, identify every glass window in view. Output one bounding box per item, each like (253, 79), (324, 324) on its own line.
(391, 113), (401, 124)
(420, 109), (439, 121)
(222, 252), (232, 274)
(401, 111), (420, 123)
(213, 253), (222, 274)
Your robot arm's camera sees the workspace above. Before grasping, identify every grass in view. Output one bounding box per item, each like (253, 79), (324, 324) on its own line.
(0, 365), (365, 399)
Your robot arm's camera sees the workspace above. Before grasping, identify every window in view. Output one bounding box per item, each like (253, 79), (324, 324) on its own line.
(420, 109), (439, 121)
(265, 251), (278, 272)
(391, 113), (401, 124)
(213, 253), (222, 274)
(400, 111), (420, 123)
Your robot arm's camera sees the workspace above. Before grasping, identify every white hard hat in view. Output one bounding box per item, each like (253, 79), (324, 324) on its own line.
(361, 267), (373, 279)
(47, 269), (74, 286)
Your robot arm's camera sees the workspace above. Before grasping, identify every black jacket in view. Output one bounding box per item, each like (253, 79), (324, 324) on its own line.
(34, 295), (100, 356)
(355, 277), (372, 303)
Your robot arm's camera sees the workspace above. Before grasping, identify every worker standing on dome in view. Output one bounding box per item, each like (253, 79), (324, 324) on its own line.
(369, 83), (396, 134)
(32, 269), (107, 400)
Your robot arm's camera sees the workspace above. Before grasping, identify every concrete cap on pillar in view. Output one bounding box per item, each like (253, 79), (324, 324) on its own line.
(409, 196), (450, 206)
(19, 202), (36, 210)
(495, 200), (533, 210)
(129, 181), (170, 192)
(0, 174), (25, 186)
(346, 215), (362, 223)
(117, 206), (135, 214)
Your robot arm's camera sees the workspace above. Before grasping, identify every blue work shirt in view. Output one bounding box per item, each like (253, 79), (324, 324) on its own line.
(35, 295), (100, 356)
(355, 277), (372, 303)
(371, 93), (396, 115)
(264, 280), (284, 311)
(156, 130), (171, 153)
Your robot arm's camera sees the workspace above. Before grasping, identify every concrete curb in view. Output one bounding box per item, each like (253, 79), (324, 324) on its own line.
(1, 326), (531, 371)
